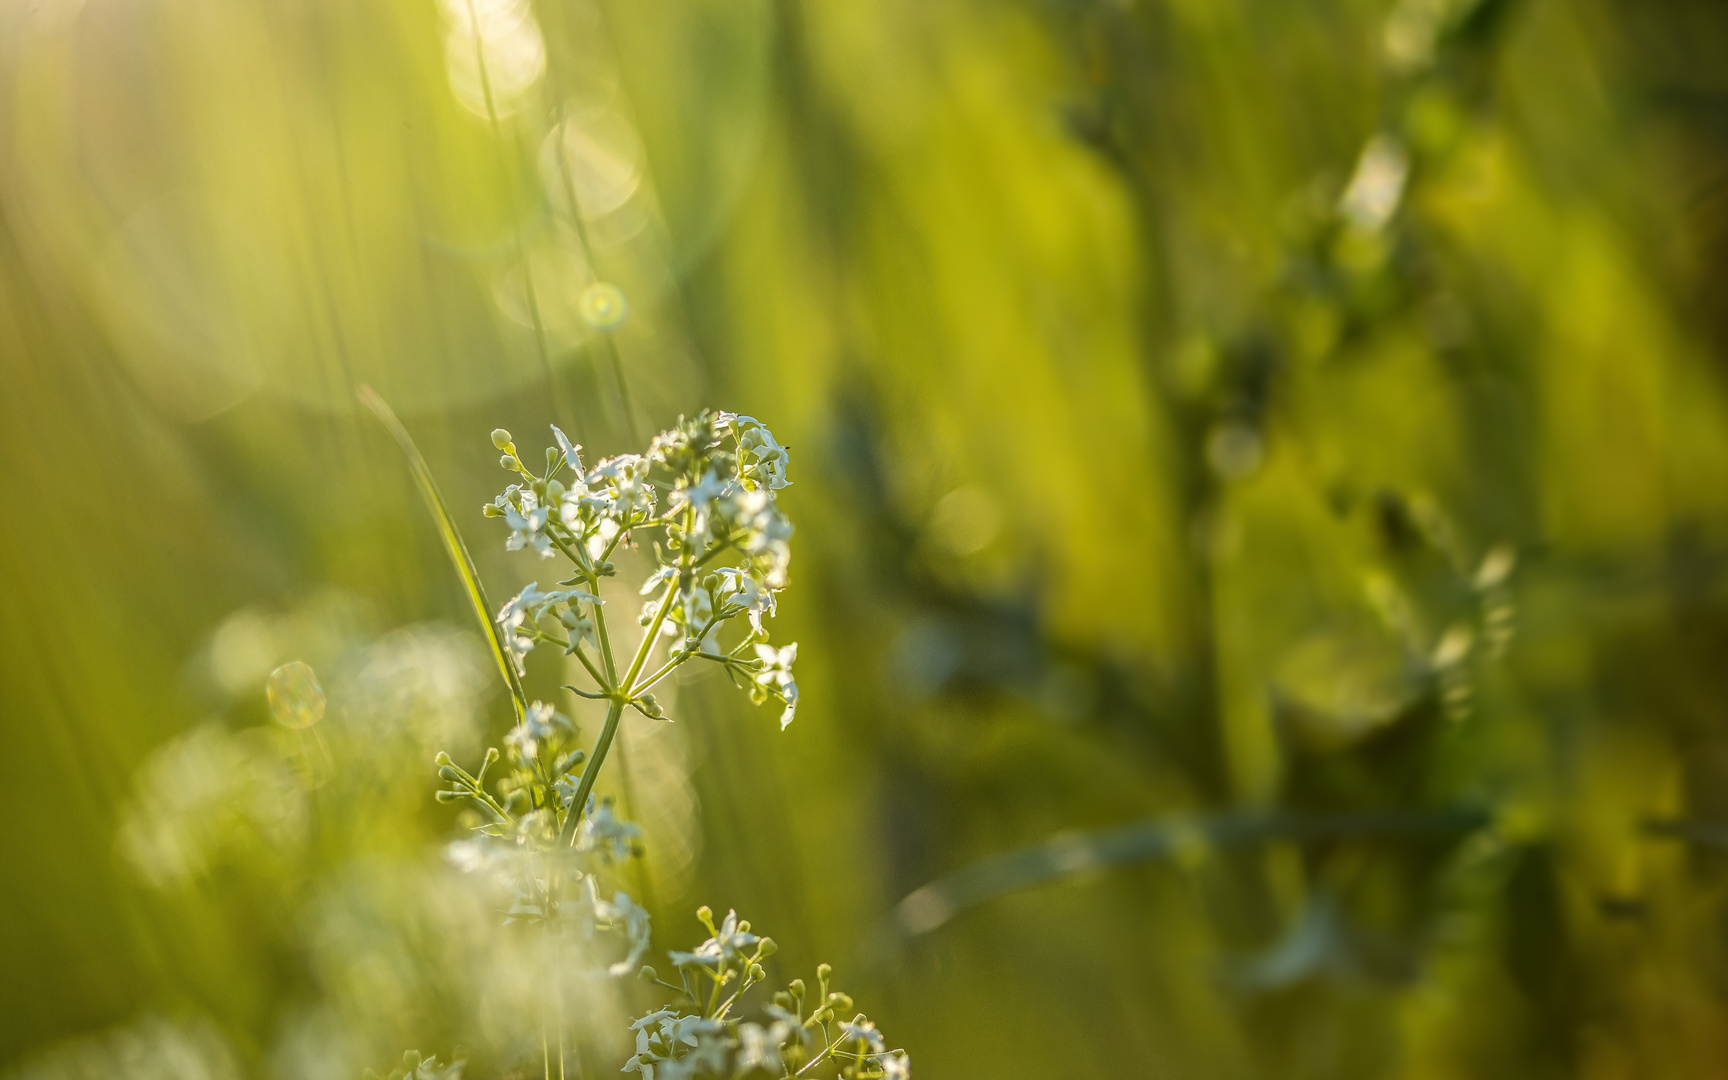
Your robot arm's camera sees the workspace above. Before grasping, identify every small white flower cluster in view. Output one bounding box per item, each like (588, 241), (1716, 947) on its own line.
(497, 582), (601, 674)
(365, 1050), (465, 1080)
(426, 411), (807, 1028)
(436, 728), (649, 981)
(625, 908), (909, 1080)
(375, 404), (905, 1078)
(485, 410), (800, 730)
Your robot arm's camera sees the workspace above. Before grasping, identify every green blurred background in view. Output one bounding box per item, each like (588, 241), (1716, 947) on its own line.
(7, 0), (1728, 1075)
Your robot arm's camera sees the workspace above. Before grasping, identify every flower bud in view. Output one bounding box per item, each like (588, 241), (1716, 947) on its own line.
(749, 964), (766, 982)
(773, 991), (793, 1010)
(438, 765), (462, 782)
(757, 937), (778, 957)
(484, 747), (500, 764)
(639, 965), (658, 981)
(491, 428), (514, 450)
(697, 905), (713, 925)
(546, 446), (561, 470)
(434, 790), (463, 803)
(500, 454), (516, 470)
(789, 979), (806, 999)
(435, 751), (455, 768)
(828, 992), (853, 1012)
(483, 503), (504, 517)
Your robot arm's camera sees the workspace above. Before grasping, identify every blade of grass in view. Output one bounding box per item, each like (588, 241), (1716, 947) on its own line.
(879, 806), (1491, 942)
(360, 385), (528, 721)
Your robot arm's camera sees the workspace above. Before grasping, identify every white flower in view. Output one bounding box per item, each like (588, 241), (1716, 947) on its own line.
(668, 909), (759, 969)
(882, 1052), (911, 1079)
(727, 414), (792, 491)
(501, 489), (554, 557)
(838, 1016), (886, 1054)
(589, 454), (656, 518)
(729, 490), (793, 588)
(496, 583), (545, 671)
(504, 701), (564, 764)
(445, 838), (492, 875)
(497, 583), (598, 671)
(576, 798), (642, 859)
(734, 1022), (788, 1075)
(753, 642), (799, 728)
(623, 1010), (726, 1080)
(592, 886), (652, 976)
(716, 567), (777, 629)
(551, 424), (585, 472)
(672, 469), (731, 534)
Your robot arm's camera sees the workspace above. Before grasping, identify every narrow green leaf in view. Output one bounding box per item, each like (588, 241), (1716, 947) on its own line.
(359, 385), (528, 720)
(883, 806), (1490, 940)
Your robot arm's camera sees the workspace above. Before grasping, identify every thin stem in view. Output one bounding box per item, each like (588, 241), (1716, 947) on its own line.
(596, 509), (647, 568)
(622, 578), (679, 694)
(541, 1019), (552, 1080)
(569, 638), (609, 689)
(705, 970), (725, 1018)
(794, 1039), (842, 1078)
(559, 698), (624, 845)
(548, 532), (594, 576)
(592, 597), (620, 688)
(630, 652), (692, 698)
(526, 624), (608, 691)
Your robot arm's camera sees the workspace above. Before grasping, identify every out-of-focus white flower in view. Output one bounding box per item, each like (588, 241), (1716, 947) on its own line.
(753, 642), (799, 729)
(503, 701), (566, 764)
(669, 908), (760, 969)
(838, 1016), (886, 1054)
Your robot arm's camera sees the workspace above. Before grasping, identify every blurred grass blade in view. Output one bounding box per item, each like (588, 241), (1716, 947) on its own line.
(884, 806), (1491, 941)
(359, 385), (528, 720)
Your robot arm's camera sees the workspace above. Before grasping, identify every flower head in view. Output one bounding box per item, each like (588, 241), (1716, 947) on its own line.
(668, 908), (760, 970)
(753, 642), (799, 729)
(500, 489), (553, 557)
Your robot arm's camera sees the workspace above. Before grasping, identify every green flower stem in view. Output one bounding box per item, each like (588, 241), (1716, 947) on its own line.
(570, 641), (609, 690)
(793, 1038), (842, 1078)
(622, 578), (679, 695)
(591, 594), (621, 688)
(559, 697), (624, 846)
(597, 517), (638, 566)
(629, 652), (691, 699)
(548, 533), (593, 577)
(528, 627), (608, 691)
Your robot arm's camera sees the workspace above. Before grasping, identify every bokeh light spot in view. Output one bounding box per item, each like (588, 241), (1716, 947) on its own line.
(267, 660), (326, 730)
(579, 281), (629, 330)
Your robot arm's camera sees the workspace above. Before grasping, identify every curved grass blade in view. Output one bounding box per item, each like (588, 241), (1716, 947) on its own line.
(359, 385), (528, 721)
(881, 806), (1490, 942)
